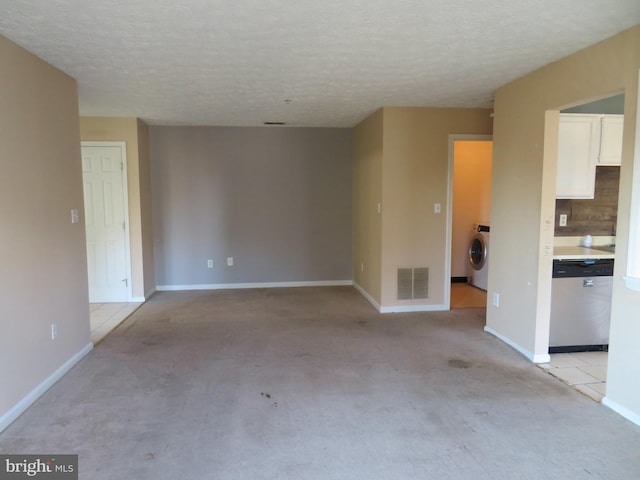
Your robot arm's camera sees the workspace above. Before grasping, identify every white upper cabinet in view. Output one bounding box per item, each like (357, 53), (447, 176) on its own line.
(556, 113), (624, 199)
(598, 114), (624, 165)
(556, 114), (600, 199)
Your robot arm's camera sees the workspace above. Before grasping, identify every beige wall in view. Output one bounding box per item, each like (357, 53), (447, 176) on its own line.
(353, 108), (493, 309)
(0, 35), (91, 421)
(452, 141), (493, 277)
(137, 119), (155, 297)
(79, 117), (155, 300)
(380, 108), (493, 307)
(488, 25), (640, 420)
(353, 109), (384, 303)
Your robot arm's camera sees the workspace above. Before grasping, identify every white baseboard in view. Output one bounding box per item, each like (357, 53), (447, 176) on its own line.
(484, 326), (550, 364)
(353, 282), (382, 311)
(352, 283), (447, 313)
(130, 296), (146, 303)
(380, 304), (448, 313)
(156, 280), (353, 291)
(602, 396), (640, 427)
(0, 342), (93, 433)
(531, 352), (551, 363)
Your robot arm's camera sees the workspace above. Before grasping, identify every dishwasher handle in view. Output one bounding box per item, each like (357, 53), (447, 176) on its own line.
(583, 279), (595, 288)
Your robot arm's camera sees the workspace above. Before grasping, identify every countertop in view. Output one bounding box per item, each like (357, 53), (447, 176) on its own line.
(553, 245), (615, 260)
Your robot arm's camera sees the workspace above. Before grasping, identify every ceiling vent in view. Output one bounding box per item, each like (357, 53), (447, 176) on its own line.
(397, 267), (429, 300)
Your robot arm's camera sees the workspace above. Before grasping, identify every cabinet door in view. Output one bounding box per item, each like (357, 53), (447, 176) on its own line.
(598, 114), (624, 165)
(556, 114), (600, 199)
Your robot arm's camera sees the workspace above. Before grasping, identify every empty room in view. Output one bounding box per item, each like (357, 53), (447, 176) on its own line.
(1, 2), (640, 478)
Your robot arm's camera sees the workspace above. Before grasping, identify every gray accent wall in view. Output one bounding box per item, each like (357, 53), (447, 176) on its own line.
(151, 126), (352, 286)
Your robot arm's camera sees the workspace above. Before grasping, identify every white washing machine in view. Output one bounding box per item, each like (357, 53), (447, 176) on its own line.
(467, 223), (490, 291)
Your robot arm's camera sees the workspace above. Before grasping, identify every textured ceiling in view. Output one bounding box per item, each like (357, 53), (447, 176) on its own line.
(1, 1), (639, 127)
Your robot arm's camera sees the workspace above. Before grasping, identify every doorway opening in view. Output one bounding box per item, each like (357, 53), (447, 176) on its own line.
(545, 93), (624, 402)
(446, 135), (493, 309)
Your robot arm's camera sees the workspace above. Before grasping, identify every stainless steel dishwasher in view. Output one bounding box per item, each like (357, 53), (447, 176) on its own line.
(549, 258), (614, 353)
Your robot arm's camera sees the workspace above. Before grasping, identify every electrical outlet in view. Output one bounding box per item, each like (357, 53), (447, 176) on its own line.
(51, 323), (57, 340)
(559, 214), (567, 227)
(207, 259), (213, 268)
(227, 257), (234, 267)
(493, 292), (500, 308)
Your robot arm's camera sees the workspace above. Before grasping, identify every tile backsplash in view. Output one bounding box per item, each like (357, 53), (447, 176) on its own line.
(555, 166), (619, 237)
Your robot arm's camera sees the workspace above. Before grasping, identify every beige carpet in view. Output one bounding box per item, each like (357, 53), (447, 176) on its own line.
(1, 287), (638, 479)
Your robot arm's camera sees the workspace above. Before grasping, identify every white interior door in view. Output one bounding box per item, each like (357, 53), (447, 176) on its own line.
(82, 144), (129, 302)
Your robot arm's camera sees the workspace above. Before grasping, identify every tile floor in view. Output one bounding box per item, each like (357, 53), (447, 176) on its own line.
(90, 302), (142, 344)
(450, 282), (487, 309)
(539, 351), (608, 402)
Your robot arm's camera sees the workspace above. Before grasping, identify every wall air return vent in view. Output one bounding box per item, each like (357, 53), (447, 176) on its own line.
(397, 268), (413, 300)
(397, 267), (429, 300)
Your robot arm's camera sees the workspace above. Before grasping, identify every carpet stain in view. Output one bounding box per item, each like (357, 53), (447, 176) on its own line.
(357, 320), (368, 327)
(141, 334), (165, 346)
(53, 417), (70, 427)
(261, 392), (277, 407)
(448, 358), (472, 369)
(144, 453), (155, 461)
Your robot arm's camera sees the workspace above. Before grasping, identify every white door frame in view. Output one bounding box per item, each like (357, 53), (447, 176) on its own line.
(445, 134), (493, 309)
(81, 141), (133, 302)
